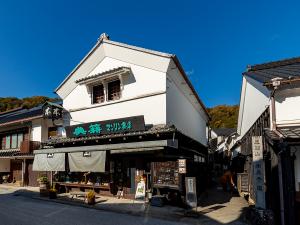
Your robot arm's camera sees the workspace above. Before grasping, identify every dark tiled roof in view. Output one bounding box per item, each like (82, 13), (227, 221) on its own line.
(209, 138), (218, 151)
(265, 127), (300, 140)
(213, 128), (236, 137)
(244, 57), (300, 83)
(43, 124), (177, 146)
(76, 67), (131, 84)
(0, 101), (62, 126)
(0, 149), (20, 157)
(0, 106), (43, 125)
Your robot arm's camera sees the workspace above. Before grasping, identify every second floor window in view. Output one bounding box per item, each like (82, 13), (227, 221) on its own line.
(107, 80), (121, 101)
(92, 84), (105, 104)
(1, 132), (24, 150)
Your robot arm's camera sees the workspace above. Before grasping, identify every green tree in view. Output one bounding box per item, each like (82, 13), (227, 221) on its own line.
(208, 105), (239, 128)
(0, 96), (60, 112)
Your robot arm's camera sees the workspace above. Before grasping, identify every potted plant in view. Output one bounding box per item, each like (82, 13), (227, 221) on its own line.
(87, 190), (96, 205)
(37, 176), (49, 197)
(49, 188), (57, 199)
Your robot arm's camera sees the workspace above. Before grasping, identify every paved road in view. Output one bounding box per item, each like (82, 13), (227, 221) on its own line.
(0, 192), (187, 225)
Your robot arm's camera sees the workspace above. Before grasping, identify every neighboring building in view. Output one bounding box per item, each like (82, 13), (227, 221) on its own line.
(209, 128), (241, 175)
(33, 33), (210, 203)
(237, 57), (300, 224)
(0, 103), (63, 186)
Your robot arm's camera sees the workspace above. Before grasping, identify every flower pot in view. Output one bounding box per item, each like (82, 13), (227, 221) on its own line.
(49, 191), (57, 199)
(39, 182), (49, 197)
(87, 197), (95, 205)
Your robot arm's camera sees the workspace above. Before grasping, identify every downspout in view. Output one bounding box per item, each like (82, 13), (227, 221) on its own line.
(268, 78), (285, 225)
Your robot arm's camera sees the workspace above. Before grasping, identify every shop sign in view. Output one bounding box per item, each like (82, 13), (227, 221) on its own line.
(66, 116), (145, 138)
(252, 136), (266, 209)
(178, 159), (186, 174)
(43, 103), (63, 120)
(185, 177), (197, 208)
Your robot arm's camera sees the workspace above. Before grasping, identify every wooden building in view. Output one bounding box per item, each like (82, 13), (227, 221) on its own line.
(236, 57), (300, 224)
(0, 103), (63, 186)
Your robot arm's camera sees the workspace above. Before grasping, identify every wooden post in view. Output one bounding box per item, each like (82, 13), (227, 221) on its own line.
(21, 160), (24, 187)
(278, 143), (296, 225)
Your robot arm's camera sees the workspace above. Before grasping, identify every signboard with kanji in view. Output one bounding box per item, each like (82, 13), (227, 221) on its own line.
(252, 136), (266, 209)
(178, 159), (186, 174)
(43, 103), (63, 120)
(185, 177), (197, 208)
(65, 116), (145, 138)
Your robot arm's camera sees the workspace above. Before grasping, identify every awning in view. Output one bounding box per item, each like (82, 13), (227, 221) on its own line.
(32, 153), (65, 171)
(34, 140), (178, 154)
(32, 140), (178, 172)
(68, 151), (106, 172)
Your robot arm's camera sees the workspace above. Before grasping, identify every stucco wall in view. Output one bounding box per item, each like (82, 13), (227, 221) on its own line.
(238, 76), (270, 137)
(31, 119), (54, 142)
(275, 87), (300, 126)
(166, 63), (208, 146)
(63, 57), (167, 111)
(67, 93), (166, 126)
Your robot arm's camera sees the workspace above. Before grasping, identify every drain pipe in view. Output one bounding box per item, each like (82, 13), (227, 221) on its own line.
(268, 78), (285, 225)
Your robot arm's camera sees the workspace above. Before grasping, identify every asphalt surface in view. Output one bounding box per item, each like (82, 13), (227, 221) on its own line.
(0, 191), (188, 225)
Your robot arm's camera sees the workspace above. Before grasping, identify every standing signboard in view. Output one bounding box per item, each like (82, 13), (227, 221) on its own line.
(135, 180), (146, 200)
(252, 136), (266, 209)
(185, 177), (197, 208)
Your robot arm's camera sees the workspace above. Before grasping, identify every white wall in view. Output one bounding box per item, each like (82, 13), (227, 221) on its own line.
(237, 76), (270, 137)
(59, 43), (208, 146)
(275, 87), (300, 126)
(63, 57), (167, 111)
(31, 119), (55, 142)
(0, 159), (10, 172)
(166, 62), (208, 146)
(68, 94), (166, 126)
(31, 119), (42, 142)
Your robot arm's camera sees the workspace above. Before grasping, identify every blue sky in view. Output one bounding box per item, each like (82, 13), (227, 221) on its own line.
(0, 0), (300, 107)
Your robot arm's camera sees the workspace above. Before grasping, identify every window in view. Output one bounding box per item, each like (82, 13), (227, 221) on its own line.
(11, 134), (18, 149)
(107, 80), (121, 101)
(92, 84), (105, 104)
(1, 132), (24, 150)
(17, 133), (23, 147)
(5, 135), (10, 149)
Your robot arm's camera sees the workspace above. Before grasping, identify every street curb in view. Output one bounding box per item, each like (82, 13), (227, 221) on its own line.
(31, 196), (189, 223)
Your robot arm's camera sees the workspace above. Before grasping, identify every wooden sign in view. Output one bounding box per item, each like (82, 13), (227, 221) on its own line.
(252, 136), (266, 209)
(66, 116), (145, 138)
(43, 103), (63, 120)
(178, 159), (186, 174)
(185, 177), (197, 208)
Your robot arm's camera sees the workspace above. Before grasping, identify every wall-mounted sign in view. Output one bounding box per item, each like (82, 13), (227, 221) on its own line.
(43, 102), (63, 120)
(66, 116), (145, 138)
(178, 159), (186, 174)
(252, 136), (266, 209)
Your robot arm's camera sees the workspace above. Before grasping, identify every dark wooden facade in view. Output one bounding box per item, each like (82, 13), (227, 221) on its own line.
(46, 127), (208, 204)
